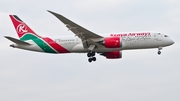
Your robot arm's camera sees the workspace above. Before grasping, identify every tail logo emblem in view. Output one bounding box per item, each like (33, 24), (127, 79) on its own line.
(16, 24), (28, 34)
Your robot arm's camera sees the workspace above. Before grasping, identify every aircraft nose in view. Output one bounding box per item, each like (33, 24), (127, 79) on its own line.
(165, 38), (174, 46)
(169, 39), (174, 45)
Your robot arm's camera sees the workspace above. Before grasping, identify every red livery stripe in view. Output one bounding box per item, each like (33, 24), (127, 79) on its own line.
(42, 37), (70, 53)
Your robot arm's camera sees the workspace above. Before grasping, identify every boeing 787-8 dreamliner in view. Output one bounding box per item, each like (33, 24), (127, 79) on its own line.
(5, 10), (174, 62)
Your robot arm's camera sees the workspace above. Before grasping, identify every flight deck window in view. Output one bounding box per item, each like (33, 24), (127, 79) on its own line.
(164, 35), (168, 37)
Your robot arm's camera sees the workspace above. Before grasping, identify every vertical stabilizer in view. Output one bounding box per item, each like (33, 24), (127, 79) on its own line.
(9, 15), (41, 41)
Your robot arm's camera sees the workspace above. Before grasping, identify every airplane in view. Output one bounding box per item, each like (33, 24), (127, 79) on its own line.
(5, 10), (174, 62)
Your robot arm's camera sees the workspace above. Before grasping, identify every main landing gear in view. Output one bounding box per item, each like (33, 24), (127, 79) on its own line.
(87, 51), (96, 62)
(158, 47), (163, 55)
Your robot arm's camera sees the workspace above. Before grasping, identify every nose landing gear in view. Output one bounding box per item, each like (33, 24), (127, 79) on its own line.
(158, 47), (163, 55)
(158, 51), (161, 55)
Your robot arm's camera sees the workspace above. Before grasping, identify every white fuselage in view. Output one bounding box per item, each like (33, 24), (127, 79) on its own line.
(13, 32), (174, 53)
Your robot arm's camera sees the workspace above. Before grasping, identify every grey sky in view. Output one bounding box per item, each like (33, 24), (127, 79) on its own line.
(0, 0), (180, 101)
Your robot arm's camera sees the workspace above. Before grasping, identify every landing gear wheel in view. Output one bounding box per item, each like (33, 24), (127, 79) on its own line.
(87, 51), (95, 57)
(157, 47), (162, 55)
(158, 51), (161, 55)
(91, 52), (95, 56)
(92, 57), (96, 61)
(88, 58), (92, 62)
(87, 52), (91, 57)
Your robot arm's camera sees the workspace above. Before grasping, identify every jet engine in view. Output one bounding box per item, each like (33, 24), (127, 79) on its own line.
(104, 37), (122, 48)
(101, 51), (122, 59)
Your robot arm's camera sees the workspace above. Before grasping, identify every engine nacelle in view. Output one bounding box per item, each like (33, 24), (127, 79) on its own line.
(101, 51), (122, 59)
(104, 37), (122, 48)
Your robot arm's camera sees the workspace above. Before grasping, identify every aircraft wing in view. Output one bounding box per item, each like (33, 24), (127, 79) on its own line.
(48, 10), (103, 48)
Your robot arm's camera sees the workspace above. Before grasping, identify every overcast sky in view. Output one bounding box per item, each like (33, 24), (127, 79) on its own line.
(0, 0), (180, 101)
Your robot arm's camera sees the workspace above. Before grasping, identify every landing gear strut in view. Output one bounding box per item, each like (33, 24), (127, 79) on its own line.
(87, 51), (96, 62)
(158, 47), (163, 55)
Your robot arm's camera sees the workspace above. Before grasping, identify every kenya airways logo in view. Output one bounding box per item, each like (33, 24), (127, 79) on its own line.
(16, 24), (28, 34)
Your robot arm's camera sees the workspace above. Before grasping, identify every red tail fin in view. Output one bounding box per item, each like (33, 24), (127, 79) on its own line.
(9, 15), (41, 39)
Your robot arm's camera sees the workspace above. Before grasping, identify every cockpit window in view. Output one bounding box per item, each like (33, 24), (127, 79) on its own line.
(164, 35), (168, 37)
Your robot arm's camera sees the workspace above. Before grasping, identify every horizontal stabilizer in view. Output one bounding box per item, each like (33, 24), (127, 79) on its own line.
(4, 36), (31, 45)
